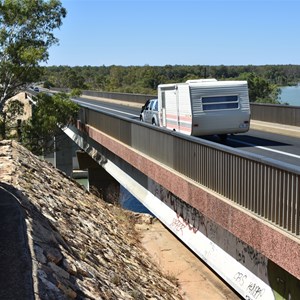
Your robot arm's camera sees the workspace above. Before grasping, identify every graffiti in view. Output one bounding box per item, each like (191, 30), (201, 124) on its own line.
(166, 190), (206, 235)
(208, 222), (218, 241)
(170, 218), (186, 236)
(150, 179), (205, 235)
(177, 213), (197, 233)
(148, 179), (300, 300)
(246, 282), (265, 299)
(151, 180), (221, 245)
(233, 272), (266, 299)
(235, 239), (268, 277)
(233, 272), (247, 287)
(236, 248), (246, 264)
(204, 241), (216, 260)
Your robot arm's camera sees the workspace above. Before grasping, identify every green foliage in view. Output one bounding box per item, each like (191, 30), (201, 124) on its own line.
(0, 0), (66, 112)
(43, 80), (53, 89)
(239, 72), (281, 103)
(42, 65), (300, 103)
(70, 88), (82, 98)
(60, 68), (87, 89)
(21, 92), (79, 155)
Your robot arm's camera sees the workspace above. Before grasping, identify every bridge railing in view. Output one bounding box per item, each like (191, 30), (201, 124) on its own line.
(250, 103), (300, 126)
(51, 88), (300, 126)
(78, 107), (300, 237)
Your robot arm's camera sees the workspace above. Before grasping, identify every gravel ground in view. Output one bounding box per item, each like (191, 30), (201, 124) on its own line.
(136, 218), (242, 300)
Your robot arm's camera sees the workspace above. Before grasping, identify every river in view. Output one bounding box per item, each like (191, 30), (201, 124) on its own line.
(119, 185), (152, 214)
(279, 85), (300, 106)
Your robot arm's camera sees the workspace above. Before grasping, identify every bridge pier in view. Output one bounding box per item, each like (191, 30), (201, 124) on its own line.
(55, 134), (74, 177)
(46, 132), (120, 203)
(76, 150), (119, 203)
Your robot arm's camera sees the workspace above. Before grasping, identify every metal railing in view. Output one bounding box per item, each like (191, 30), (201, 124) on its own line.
(51, 89), (300, 126)
(78, 107), (300, 236)
(82, 90), (152, 104)
(250, 103), (300, 126)
(81, 90), (300, 126)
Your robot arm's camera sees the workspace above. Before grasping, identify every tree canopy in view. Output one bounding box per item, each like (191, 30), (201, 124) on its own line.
(0, 0), (66, 112)
(42, 64), (300, 104)
(21, 92), (79, 155)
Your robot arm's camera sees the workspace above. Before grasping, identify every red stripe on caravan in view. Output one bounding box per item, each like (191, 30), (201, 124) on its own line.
(166, 122), (191, 133)
(166, 113), (192, 122)
(180, 116), (192, 122)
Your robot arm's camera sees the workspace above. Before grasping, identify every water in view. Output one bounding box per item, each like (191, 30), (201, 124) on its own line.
(278, 85), (300, 106)
(75, 178), (151, 214)
(119, 185), (152, 214)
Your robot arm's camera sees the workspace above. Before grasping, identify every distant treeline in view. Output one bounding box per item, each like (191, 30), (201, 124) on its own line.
(42, 65), (300, 103)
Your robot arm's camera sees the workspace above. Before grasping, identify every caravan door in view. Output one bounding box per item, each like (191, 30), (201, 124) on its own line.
(159, 85), (177, 130)
(158, 84), (192, 134)
(177, 85), (192, 135)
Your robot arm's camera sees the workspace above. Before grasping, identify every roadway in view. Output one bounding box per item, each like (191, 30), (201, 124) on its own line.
(73, 96), (300, 169)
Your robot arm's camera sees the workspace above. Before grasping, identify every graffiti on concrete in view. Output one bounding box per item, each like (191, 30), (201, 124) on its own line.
(147, 178), (300, 300)
(149, 180), (207, 235)
(233, 271), (247, 287)
(233, 271), (266, 299)
(246, 282), (266, 299)
(235, 239), (268, 278)
(169, 217), (187, 236)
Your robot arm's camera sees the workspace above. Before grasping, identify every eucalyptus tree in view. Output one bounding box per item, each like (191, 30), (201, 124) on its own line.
(0, 0), (66, 112)
(22, 92), (79, 155)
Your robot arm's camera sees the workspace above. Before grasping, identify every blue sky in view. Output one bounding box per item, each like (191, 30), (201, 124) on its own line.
(46, 0), (300, 66)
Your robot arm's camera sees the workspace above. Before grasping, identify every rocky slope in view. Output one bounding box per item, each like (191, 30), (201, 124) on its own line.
(0, 140), (182, 300)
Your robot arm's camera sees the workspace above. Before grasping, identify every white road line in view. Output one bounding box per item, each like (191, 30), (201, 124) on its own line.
(74, 99), (138, 117)
(75, 99), (300, 160)
(228, 138), (300, 159)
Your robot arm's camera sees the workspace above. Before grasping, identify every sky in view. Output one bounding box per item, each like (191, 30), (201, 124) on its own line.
(45, 0), (300, 67)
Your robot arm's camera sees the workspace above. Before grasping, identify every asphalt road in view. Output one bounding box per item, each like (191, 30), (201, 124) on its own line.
(74, 96), (300, 169)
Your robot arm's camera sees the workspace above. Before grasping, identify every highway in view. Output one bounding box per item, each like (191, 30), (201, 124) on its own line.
(73, 96), (300, 169)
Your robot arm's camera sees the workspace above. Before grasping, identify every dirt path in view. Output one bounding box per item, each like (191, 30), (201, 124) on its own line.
(136, 219), (241, 300)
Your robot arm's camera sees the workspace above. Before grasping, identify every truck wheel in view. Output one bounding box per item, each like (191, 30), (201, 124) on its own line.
(152, 119), (157, 126)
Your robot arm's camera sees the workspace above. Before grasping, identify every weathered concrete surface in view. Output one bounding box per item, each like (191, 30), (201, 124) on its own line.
(0, 140), (183, 299)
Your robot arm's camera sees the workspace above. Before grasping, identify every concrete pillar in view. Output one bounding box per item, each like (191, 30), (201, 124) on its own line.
(55, 133), (74, 177)
(76, 151), (119, 203)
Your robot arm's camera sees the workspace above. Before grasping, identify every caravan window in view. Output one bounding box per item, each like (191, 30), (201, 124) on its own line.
(202, 95), (239, 111)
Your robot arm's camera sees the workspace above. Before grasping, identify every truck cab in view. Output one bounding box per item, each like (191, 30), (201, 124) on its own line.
(140, 98), (159, 126)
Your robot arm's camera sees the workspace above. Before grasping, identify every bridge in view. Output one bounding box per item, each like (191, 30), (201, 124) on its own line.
(34, 90), (300, 299)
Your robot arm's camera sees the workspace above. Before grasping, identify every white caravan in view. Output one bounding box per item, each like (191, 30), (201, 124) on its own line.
(158, 79), (250, 139)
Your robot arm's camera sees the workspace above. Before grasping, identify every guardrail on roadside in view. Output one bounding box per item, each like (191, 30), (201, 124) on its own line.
(250, 102), (300, 126)
(81, 90), (300, 126)
(51, 88), (300, 126)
